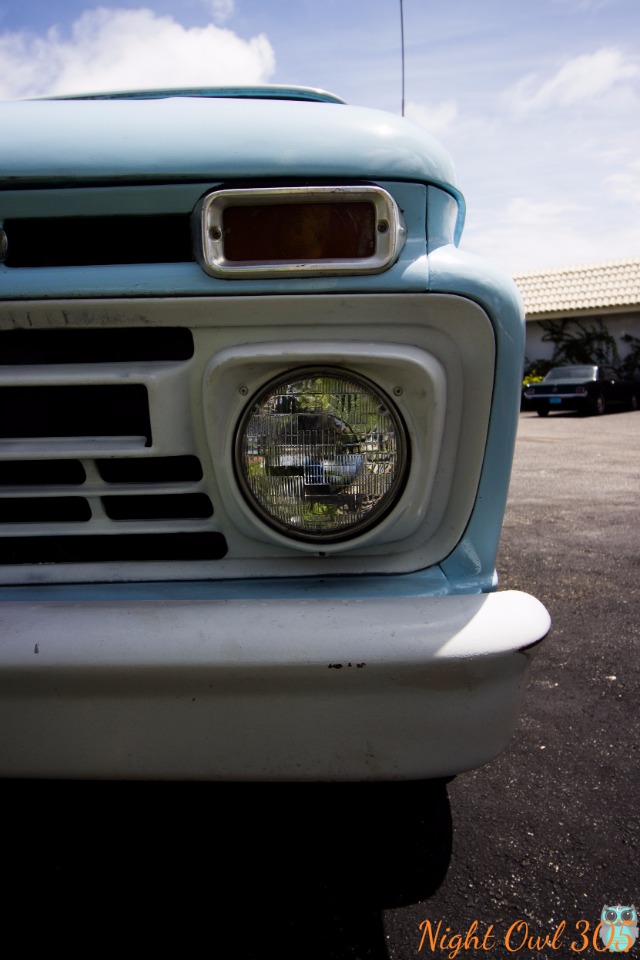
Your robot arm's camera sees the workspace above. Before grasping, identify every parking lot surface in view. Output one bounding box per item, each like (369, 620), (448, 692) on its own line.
(384, 409), (640, 958)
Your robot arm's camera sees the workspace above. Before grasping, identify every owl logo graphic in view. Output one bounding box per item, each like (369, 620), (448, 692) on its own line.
(599, 905), (638, 952)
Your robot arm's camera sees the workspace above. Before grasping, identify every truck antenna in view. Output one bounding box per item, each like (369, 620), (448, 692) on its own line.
(400, 0), (406, 116)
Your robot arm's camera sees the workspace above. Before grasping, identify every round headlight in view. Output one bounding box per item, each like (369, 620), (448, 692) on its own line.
(235, 368), (408, 542)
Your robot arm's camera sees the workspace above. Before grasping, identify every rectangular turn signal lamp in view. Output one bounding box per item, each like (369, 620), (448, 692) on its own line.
(194, 186), (406, 279)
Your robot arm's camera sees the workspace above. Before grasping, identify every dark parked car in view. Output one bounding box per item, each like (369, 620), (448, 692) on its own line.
(524, 364), (640, 416)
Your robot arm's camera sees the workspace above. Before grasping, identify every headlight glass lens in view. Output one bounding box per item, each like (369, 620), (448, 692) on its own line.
(235, 369), (408, 542)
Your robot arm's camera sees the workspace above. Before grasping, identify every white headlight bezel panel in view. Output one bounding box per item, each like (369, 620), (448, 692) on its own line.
(234, 367), (409, 543)
(204, 341), (447, 555)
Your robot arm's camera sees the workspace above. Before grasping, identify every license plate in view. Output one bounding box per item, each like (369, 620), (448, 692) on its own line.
(550, 397), (562, 404)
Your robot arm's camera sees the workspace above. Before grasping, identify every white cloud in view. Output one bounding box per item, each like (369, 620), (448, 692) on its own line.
(606, 161), (640, 204)
(202, 0), (235, 23)
(508, 47), (639, 117)
(404, 98), (459, 138)
(503, 196), (582, 225)
(0, 6), (275, 100)
(463, 196), (602, 273)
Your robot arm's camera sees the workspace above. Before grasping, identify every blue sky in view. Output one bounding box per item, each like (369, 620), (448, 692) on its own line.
(0, 0), (638, 273)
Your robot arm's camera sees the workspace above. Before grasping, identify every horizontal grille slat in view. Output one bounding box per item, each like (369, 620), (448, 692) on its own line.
(102, 493), (213, 521)
(3, 215), (193, 268)
(0, 328), (194, 364)
(0, 385), (152, 443)
(0, 459), (86, 485)
(0, 533), (227, 564)
(97, 456), (202, 483)
(0, 496), (91, 523)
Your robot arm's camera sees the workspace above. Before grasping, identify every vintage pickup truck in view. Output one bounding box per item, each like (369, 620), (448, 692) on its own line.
(0, 86), (550, 779)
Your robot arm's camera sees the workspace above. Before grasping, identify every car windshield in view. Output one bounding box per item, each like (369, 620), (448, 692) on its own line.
(544, 365), (597, 381)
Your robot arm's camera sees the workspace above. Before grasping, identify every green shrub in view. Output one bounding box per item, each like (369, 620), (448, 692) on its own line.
(620, 334), (640, 377)
(540, 318), (621, 367)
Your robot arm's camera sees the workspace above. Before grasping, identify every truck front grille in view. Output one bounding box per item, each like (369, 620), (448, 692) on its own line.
(0, 326), (226, 582)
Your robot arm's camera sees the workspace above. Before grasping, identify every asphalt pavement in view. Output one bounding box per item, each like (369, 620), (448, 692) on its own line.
(384, 409), (640, 959)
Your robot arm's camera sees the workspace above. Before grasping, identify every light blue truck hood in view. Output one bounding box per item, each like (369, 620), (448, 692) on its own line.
(0, 91), (459, 190)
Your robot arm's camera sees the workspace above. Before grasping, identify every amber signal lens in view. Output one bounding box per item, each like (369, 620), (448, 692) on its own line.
(223, 202), (376, 262)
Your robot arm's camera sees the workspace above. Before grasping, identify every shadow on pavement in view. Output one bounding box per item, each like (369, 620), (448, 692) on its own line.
(6, 778), (452, 957)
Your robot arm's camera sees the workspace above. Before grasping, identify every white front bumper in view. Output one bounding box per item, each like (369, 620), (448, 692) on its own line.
(0, 589), (550, 780)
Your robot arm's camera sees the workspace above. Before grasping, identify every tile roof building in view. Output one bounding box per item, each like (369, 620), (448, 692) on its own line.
(513, 257), (640, 364)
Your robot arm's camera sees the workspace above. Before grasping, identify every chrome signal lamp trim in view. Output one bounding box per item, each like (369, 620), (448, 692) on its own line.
(194, 186), (406, 278)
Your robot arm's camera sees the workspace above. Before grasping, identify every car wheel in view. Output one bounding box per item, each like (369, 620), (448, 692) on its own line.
(536, 408), (549, 417)
(592, 394), (606, 415)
